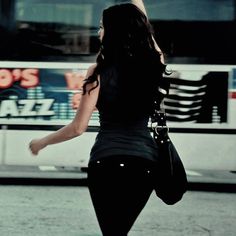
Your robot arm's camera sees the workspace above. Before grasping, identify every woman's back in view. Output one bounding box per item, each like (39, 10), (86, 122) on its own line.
(90, 51), (162, 163)
(97, 50), (162, 124)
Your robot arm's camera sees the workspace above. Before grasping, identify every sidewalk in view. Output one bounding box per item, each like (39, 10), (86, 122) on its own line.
(0, 185), (235, 236)
(0, 165), (236, 192)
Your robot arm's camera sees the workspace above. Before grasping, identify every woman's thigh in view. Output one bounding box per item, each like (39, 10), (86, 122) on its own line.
(88, 156), (154, 236)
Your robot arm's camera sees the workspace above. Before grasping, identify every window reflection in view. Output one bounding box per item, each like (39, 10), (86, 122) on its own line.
(0, 0), (235, 63)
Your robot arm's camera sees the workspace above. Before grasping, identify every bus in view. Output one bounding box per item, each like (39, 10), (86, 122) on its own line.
(0, 0), (236, 173)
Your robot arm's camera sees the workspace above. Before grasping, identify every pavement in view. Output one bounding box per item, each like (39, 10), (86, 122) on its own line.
(0, 185), (235, 236)
(0, 165), (236, 192)
(0, 166), (235, 236)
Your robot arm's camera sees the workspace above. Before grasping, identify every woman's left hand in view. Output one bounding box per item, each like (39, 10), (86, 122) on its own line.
(29, 139), (46, 156)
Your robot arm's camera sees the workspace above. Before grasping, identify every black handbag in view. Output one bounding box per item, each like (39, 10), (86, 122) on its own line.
(151, 102), (188, 205)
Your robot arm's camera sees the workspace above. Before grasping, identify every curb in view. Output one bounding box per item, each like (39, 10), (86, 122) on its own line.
(0, 176), (235, 193)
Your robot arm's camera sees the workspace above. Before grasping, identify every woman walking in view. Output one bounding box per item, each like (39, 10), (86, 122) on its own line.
(29, 1), (167, 235)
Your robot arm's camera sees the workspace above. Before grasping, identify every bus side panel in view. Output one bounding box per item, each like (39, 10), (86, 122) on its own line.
(4, 130), (96, 167)
(170, 133), (236, 171)
(0, 127), (4, 165)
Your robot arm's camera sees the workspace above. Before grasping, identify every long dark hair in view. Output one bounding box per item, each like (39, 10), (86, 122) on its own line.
(83, 3), (166, 95)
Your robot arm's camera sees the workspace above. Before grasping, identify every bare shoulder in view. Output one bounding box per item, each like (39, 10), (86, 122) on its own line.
(86, 64), (97, 77)
(84, 64), (100, 92)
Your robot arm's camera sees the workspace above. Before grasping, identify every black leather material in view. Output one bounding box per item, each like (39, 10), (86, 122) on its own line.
(151, 111), (188, 205)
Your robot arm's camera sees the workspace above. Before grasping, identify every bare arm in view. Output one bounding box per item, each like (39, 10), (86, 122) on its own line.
(29, 64), (99, 155)
(152, 36), (165, 64)
(131, 0), (147, 16)
(131, 0), (165, 63)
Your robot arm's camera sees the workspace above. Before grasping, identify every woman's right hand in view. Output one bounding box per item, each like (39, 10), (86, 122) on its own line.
(29, 139), (46, 156)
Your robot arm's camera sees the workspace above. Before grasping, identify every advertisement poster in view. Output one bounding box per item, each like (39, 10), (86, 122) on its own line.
(164, 70), (228, 124)
(0, 63), (235, 127)
(0, 64), (98, 124)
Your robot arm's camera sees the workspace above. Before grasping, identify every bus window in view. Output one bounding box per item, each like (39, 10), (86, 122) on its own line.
(0, 0), (115, 62)
(1, 0), (235, 64)
(143, 0), (236, 64)
(145, 0), (235, 21)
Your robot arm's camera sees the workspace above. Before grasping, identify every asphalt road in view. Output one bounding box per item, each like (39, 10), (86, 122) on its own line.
(0, 185), (235, 236)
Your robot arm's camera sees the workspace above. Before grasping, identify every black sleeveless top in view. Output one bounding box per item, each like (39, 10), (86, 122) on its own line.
(89, 65), (159, 163)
